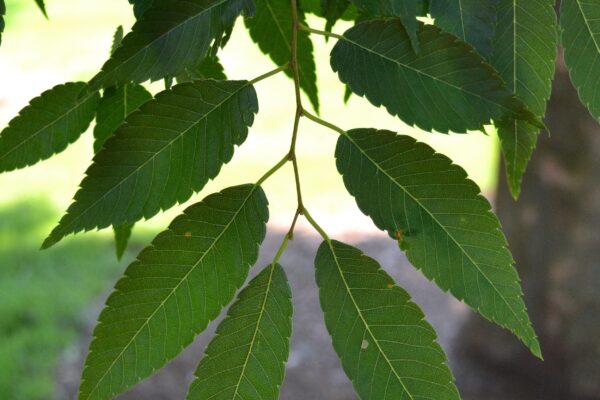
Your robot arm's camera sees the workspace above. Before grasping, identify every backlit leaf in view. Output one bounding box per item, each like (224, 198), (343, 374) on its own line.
(336, 129), (541, 357)
(79, 184), (269, 400)
(493, 0), (557, 198)
(187, 263), (292, 400)
(245, 0), (320, 111)
(0, 82), (99, 173)
(330, 20), (542, 133)
(88, 0), (254, 91)
(315, 240), (459, 400)
(43, 79), (258, 248)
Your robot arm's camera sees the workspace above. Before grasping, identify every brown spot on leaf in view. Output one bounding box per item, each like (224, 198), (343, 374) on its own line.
(184, 232), (192, 237)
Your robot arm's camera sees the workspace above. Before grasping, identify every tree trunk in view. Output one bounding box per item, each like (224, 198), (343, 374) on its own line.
(455, 56), (600, 400)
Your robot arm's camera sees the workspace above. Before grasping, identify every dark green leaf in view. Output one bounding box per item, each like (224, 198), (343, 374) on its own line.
(43, 79), (258, 248)
(88, 0), (254, 91)
(493, 0), (557, 198)
(176, 56), (227, 83)
(349, 0), (424, 50)
(315, 240), (459, 400)
(93, 84), (152, 152)
(331, 20), (542, 133)
(187, 263), (292, 400)
(79, 184), (269, 400)
(0, 82), (99, 173)
(322, 0), (351, 31)
(301, 0), (358, 20)
(335, 129), (541, 357)
(33, 0), (48, 18)
(113, 222), (134, 260)
(0, 0), (5, 46)
(430, 0), (498, 59)
(245, 0), (319, 111)
(128, 0), (154, 18)
(561, 0), (600, 121)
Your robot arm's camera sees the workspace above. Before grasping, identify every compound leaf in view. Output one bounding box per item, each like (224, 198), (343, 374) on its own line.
(43, 79), (258, 248)
(315, 240), (459, 400)
(79, 184), (269, 400)
(349, 0), (425, 51)
(93, 84), (152, 152)
(88, 0), (254, 91)
(0, 82), (99, 173)
(187, 263), (292, 400)
(245, 0), (319, 111)
(430, 0), (498, 59)
(331, 20), (542, 133)
(492, 0), (557, 198)
(336, 129), (541, 357)
(561, 0), (600, 121)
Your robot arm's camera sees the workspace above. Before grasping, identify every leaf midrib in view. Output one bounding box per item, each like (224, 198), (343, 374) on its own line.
(0, 86), (95, 163)
(326, 241), (415, 400)
(344, 134), (531, 337)
(340, 25), (528, 121)
(82, 185), (259, 399)
(57, 81), (251, 237)
(576, 0), (600, 54)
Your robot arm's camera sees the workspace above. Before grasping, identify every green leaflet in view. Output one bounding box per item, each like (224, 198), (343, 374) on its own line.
(315, 240), (459, 400)
(321, 0), (351, 31)
(128, 0), (154, 18)
(110, 25), (124, 54)
(0, 82), (99, 173)
(78, 184), (269, 400)
(349, 0), (425, 51)
(88, 0), (254, 91)
(113, 222), (134, 260)
(561, 0), (600, 121)
(187, 263), (292, 400)
(493, 0), (557, 198)
(330, 20), (542, 134)
(176, 56), (227, 83)
(93, 84), (152, 152)
(245, 0), (320, 111)
(430, 0), (498, 59)
(43, 79), (258, 248)
(335, 129), (541, 357)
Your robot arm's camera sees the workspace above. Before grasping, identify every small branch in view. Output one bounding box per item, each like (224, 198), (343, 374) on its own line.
(302, 110), (347, 136)
(303, 208), (330, 242)
(299, 24), (345, 41)
(256, 154), (290, 186)
(250, 63), (290, 85)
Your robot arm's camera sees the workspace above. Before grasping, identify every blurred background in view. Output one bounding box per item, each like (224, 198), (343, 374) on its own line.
(1, 1), (598, 399)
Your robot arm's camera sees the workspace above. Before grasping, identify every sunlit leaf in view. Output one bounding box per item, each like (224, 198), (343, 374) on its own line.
(245, 0), (319, 111)
(187, 263), (292, 400)
(315, 240), (459, 400)
(336, 128), (541, 357)
(79, 184), (269, 400)
(43, 80), (258, 248)
(0, 82), (99, 173)
(331, 20), (542, 133)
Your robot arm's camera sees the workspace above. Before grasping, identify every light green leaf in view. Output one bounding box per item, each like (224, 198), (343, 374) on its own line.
(0, 82), (99, 173)
(561, 0), (600, 121)
(88, 0), (254, 91)
(187, 263), (292, 400)
(493, 0), (557, 198)
(335, 129), (541, 357)
(79, 184), (269, 400)
(430, 0), (498, 59)
(43, 79), (258, 248)
(315, 240), (460, 400)
(349, 0), (425, 50)
(322, 0), (351, 31)
(93, 84), (152, 152)
(330, 20), (542, 133)
(113, 222), (134, 260)
(245, 0), (319, 111)
(176, 56), (227, 83)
